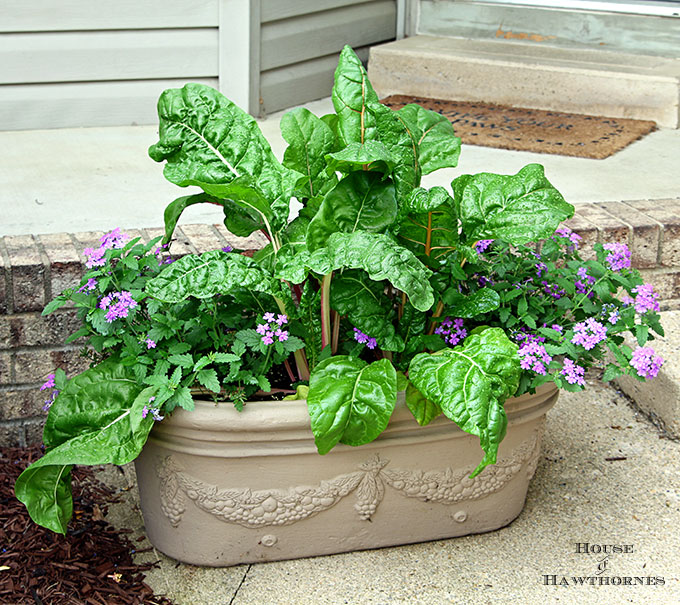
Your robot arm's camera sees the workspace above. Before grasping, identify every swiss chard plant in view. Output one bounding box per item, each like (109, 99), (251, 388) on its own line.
(16, 46), (664, 535)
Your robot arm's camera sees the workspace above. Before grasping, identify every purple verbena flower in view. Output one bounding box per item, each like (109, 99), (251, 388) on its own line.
(603, 242), (631, 272)
(99, 290), (138, 322)
(555, 226), (582, 250)
(221, 246), (233, 253)
(276, 314), (288, 326)
(551, 324), (563, 333)
(353, 327), (369, 345)
(145, 338), (156, 349)
(535, 262), (548, 277)
(632, 283), (660, 314)
(575, 266), (596, 297)
(514, 327), (546, 345)
(256, 323), (268, 335)
(84, 246), (106, 268)
(366, 337), (377, 349)
(42, 389), (59, 412)
(518, 342), (552, 375)
(435, 317), (467, 346)
(78, 278), (98, 293)
(571, 318), (607, 350)
(99, 228), (129, 250)
(561, 358), (586, 386)
(630, 347), (664, 379)
(541, 281), (565, 300)
(475, 240), (493, 254)
(40, 373), (56, 391)
(275, 329), (289, 342)
(262, 335), (274, 345)
(263, 312), (276, 323)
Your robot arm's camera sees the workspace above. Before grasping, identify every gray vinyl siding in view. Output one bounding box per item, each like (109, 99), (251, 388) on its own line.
(0, 0), (397, 130)
(259, 0), (397, 115)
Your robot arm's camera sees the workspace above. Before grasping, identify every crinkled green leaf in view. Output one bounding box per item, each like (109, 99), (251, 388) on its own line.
(395, 103), (461, 175)
(307, 231), (434, 312)
(408, 327), (520, 477)
(331, 46), (380, 146)
(397, 187), (459, 263)
(281, 107), (338, 199)
(15, 361), (150, 534)
(442, 288), (501, 318)
(452, 164), (574, 245)
(405, 381), (442, 426)
(197, 368), (221, 393)
(162, 192), (263, 243)
(325, 140), (397, 175)
(148, 83), (300, 230)
(331, 270), (404, 352)
(307, 356), (396, 454)
(145, 249), (274, 303)
(273, 242), (310, 284)
(306, 171), (398, 252)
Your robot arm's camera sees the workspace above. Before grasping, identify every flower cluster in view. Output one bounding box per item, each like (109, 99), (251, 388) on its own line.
(629, 347), (664, 379)
(561, 358), (586, 386)
(575, 267), (596, 297)
(77, 278), (97, 294)
(555, 226), (582, 250)
(40, 374), (59, 411)
(475, 240), (494, 254)
(600, 303), (620, 325)
(353, 328), (377, 349)
(571, 318), (607, 350)
(541, 281), (565, 300)
(84, 228), (130, 268)
(631, 283), (660, 314)
(256, 313), (289, 345)
(99, 291), (138, 322)
(434, 317), (467, 346)
(603, 242), (631, 272)
(518, 341), (552, 375)
(142, 397), (164, 421)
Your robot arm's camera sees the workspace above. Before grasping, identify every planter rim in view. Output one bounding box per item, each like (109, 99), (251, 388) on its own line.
(149, 383), (558, 451)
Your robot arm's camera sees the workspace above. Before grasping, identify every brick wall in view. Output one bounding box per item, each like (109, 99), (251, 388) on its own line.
(1, 199), (679, 446)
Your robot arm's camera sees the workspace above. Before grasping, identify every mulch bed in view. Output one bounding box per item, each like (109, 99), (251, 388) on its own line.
(0, 446), (173, 605)
(381, 94), (657, 159)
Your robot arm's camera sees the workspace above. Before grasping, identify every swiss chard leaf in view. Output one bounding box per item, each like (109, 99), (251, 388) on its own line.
(307, 356), (397, 454)
(325, 140), (397, 175)
(15, 361), (150, 534)
(148, 83), (300, 230)
(442, 288), (501, 318)
(395, 103), (461, 175)
(405, 381), (442, 426)
(145, 249), (274, 303)
(452, 164), (574, 245)
(281, 107), (338, 199)
(408, 327), (521, 477)
(331, 271), (404, 352)
(306, 171), (398, 252)
(307, 231), (435, 312)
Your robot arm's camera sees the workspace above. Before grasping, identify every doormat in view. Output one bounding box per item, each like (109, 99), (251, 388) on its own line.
(381, 95), (657, 159)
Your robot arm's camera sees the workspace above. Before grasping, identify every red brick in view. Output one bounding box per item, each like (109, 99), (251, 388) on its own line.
(573, 205), (630, 245)
(213, 223), (268, 250)
(0, 249), (7, 314)
(597, 201), (660, 269)
(562, 210), (598, 260)
(638, 269), (680, 301)
(3, 235), (46, 312)
(13, 348), (90, 384)
(0, 352), (11, 385)
(0, 387), (45, 420)
(2, 310), (83, 348)
(24, 420), (45, 446)
(179, 224), (224, 254)
(144, 227), (196, 257)
(39, 232), (83, 299)
(623, 199), (680, 268)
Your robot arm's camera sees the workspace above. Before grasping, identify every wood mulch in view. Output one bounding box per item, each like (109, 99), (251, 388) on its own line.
(0, 446), (173, 605)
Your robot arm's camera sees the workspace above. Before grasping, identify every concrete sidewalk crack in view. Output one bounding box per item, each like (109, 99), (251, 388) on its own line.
(229, 563), (252, 605)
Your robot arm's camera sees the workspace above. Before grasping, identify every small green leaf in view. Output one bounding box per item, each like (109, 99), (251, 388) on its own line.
(197, 369), (221, 393)
(635, 324), (649, 347)
(168, 354), (193, 368)
(325, 140), (397, 175)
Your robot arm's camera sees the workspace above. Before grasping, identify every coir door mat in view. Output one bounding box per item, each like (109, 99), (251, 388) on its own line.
(381, 95), (657, 159)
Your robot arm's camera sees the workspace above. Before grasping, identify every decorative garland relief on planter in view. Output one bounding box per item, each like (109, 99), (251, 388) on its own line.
(157, 426), (543, 529)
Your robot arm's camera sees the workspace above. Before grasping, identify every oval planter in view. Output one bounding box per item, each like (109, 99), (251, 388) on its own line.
(135, 383), (558, 567)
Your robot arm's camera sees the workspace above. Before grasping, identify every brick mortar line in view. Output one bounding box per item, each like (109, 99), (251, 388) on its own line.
(620, 200), (665, 266)
(0, 383), (46, 392)
(595, 203), (634, 246)
(33, 235), (53, 305)
(0, 343), (86, 355)
(0, 238), (14, 315)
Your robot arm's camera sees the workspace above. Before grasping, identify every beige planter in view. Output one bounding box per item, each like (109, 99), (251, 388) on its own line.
(135, 384), (558, 566)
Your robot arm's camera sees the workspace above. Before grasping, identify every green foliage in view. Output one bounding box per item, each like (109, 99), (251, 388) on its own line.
(409, 328), (521, 476)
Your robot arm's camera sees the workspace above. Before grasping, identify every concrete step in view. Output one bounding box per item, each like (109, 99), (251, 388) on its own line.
(367, 35), (680, 128)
